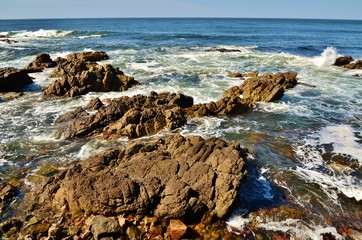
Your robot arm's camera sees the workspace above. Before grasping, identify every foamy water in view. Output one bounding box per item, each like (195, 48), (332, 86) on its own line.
(1, 18), (362, 236)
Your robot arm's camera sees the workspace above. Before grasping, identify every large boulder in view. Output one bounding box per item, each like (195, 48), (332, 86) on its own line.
(0, 67), (33, 92)
(43, 51), (137, 97)
(32, 134), (247, 221)
(224, 72), (298, 103)
(24, 53), (57, 73)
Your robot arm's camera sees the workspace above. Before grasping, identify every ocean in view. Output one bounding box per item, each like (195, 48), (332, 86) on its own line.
(0, 18), (362, 238)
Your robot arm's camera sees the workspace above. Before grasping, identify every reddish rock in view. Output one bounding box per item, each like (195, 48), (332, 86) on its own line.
(168, 220), (187, 240)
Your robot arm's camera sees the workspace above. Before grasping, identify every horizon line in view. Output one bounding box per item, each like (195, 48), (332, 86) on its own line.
(0, 16), (362, 21)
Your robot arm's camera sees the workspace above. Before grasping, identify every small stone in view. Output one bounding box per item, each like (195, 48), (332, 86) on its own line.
(168, 220), (187, 240)
(228, 72), (243, 78)
(126, 226), (141, 240)
(88, 215), (122, 240)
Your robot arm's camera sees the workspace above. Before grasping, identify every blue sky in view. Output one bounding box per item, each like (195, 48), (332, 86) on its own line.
(1, 0), (362, 20)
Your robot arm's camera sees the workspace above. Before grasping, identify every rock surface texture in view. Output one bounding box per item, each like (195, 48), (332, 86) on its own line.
(224, 72), (298, 103)
(24, 53), (57, 73)
(43, 51), (139, 97)
(58, 91), (252, 139)
(33, 134), (247, 221)
(0, 67), (33, 92)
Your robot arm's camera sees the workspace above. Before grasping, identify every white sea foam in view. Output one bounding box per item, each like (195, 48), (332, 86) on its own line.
(76, 34), (102, 39)
(9, 29), (73, 39)
(257, 101), (314, 117)
(78, 140), (108, 160)
(313, 47), (338, 67)
(0, 158), (13, 166)
(227, 216), (343, 240)
(319, 125), (362, 164)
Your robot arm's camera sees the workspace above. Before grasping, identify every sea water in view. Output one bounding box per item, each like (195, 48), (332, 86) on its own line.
(0, 18), (361, 238)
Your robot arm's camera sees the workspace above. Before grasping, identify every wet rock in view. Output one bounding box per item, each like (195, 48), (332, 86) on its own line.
(85, 97), (104, 111)
(0, 180), (17, 214)
(0, 67), (33, 92)
(167, 219), (187, 240)
(244, 71), (259, 78)
(66, 51), (109, 62)
(207, 48), (241, 53)
(334, 56), (362, 69)
(32, 134), (247, 222)
(248, 206), (305, 229)
(334, 56), (354, 66)
(88, 215), (122, 240)
(224, 72), (298, 103)
(126, 225), (141, 239)
(0, 38), (18, 44)
(0, 218), (23, 238)
(43, 51), (138, 97)
(352, 74), (361, 77)
(228, 72), (243, 78)
(0, 92), (24, 102)
(24, 53), (57, 73)
(60, 92), (192, 139)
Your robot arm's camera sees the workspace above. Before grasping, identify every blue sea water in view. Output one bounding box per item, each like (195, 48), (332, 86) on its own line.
(0, 18), (362, 238)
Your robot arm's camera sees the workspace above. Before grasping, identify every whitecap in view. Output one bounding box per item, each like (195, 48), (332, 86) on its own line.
(76, 34), (102, 39)
(10, 29), (73, 39)
(313, 47), (338, 67)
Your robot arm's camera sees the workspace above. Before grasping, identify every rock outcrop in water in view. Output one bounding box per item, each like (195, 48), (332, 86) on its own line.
(43, 51), (139, 97)
(0, 67), (33, 92)
(334, 56), (362, 69)
(0, 180), (17, 215)
(224, 72), (298, 103)
(58, 91), (252, 139)
(24, 53), (57, 73)
(5, 134), (247, 239)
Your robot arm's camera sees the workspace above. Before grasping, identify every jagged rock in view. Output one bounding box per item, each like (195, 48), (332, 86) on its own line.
(58, 91), (252, 139)
(88, 215), (122, 240)
(0, 180), (17, 214)
(343, 60), (362, 69)
(186, 97), (252, 117)
(244, 71), (259, 77)
(60, 92), (193, 139)
(0, 68), (33, 92)
(0, 218), (23, 238)
(85, 97), (104, 111)
(24, 53), (57, 73)
(31, 134), (247, 222)
(167, 220), (187, 240)
(43, 51), (138, 97)
(224, 72), (298, 103)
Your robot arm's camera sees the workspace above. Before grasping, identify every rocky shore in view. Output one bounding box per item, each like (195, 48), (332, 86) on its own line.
(3, 50), (360, 239)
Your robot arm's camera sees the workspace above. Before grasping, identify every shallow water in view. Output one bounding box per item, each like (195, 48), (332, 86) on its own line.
(0, 18), (362, 237)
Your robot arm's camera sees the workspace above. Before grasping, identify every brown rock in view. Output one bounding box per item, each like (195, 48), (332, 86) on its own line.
(334, 56), (353, 66)
(85, 97), (104, 111)
(244, 71), (259, 77)
(43, 51), (138, 97)
(229, 72), (243, 78)
(344, 60), (362, 69)
(31, 134), (247, 222)
(0, 180), (17, 214)
(223, 72), (298, 103)
(208, 48), (241, 53)
(168, 220), (187, 240)
(0, 67), (33, 92)
(24, 53), (57, 73)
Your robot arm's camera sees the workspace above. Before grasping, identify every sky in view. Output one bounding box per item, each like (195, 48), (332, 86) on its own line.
(1, 0), (362, 20)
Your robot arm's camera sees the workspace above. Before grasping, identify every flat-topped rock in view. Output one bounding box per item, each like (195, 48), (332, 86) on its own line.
(0, 67), (33, 92)
(32, 134), (247, 221)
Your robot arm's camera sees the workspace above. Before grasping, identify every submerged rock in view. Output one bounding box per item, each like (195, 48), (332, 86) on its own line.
(32, 134), (247, 222)
(24, 53), (57, 73)
(43, 51), (138, 97)
(224, 72), (298, 103)
(0, 67), (33, 92)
